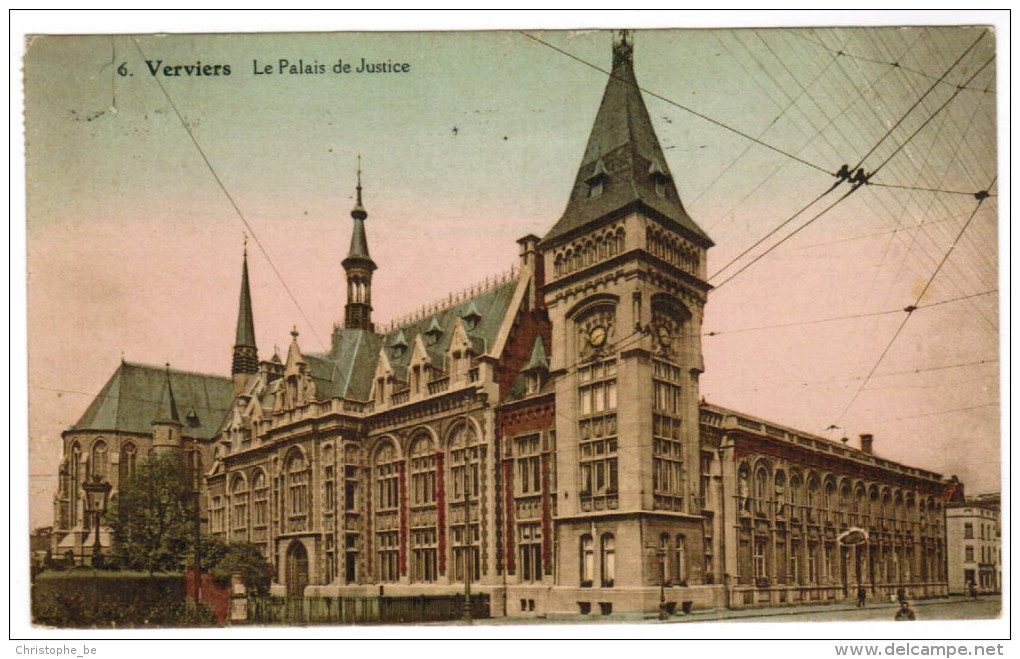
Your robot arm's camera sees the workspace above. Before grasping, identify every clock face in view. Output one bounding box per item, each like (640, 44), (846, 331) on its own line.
(589, 325), (607, 348)
(657, 324), (672, 346)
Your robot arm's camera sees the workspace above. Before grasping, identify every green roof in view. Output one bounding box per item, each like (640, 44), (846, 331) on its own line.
(377, 280), (517, 374)
(319, 328), (384, 401)
(72, 362), (234, 440)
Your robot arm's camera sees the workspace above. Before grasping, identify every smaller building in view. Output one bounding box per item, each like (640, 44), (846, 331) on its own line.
(947, 493), (1000, 594)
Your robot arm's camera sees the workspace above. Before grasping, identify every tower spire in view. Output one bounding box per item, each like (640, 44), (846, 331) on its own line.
(540, 30), (712, 250)
(342, 157), (377, 331)
(232, 244), (259, 394)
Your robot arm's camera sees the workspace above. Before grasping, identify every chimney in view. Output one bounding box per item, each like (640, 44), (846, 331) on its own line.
(860, 433), (874, 455)
(517, 234), (542, 310)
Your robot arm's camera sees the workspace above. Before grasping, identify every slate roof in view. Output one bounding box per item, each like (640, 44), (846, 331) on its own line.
(540, 39), (712, 249)
(72, 361), (234, 440)
(235, 252), (257, 348)
(379, 280), (518, 380)
(306, 328), (384, 401)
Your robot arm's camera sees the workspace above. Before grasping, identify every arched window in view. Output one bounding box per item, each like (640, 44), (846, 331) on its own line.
(789, 474), (802, 518)
(322, 445), (336, 513)
(806, 476), (819, 509)
(118, 442), (137, 485)
(373, 440), (400, 583)
(449, 422), (479, 583)
(252, 469), (268, 527)
(286, 449), (309, 517)
(600, 533), (615, 587)
(409, 435), (436, 505)
(91, 440), (108, 480)
(675, 534), (687, 584)
(70, 442), (82, 527)
(375, 443), (399, 510)
(231, 474), (249, 539)
(210, 495), (224, 533)
(755, 467), (770, 515)
(580, 535), (594, 586)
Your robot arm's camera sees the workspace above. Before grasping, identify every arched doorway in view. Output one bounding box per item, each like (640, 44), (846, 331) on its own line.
(286, 540), (309, 598)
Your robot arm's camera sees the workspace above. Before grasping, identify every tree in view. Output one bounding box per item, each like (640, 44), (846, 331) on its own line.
(210, 543), (274, 596)
(108, 451), (195, 574)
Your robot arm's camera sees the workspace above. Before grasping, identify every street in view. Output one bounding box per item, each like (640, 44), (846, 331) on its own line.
(683, 595), (1001, 623)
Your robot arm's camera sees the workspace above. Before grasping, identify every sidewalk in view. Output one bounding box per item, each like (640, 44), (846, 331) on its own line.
(669, 595), (971, 623)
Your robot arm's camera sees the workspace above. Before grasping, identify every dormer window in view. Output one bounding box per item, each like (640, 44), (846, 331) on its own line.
(586, 158), (609, 198)
(185, 408), (200, 428)
(649, 158), (670, 198)
(424, 316), (443, 346)
(462, 302), (482, 332)
(390, 329), (408, 359)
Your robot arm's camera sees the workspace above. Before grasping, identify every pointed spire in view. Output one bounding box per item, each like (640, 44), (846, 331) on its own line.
(156, 363), (181, 425)
(343, 158), (377, 331)
(232, 243), (259, 386)
(540, 30), (712, 249)
(344, 156), (373, 262)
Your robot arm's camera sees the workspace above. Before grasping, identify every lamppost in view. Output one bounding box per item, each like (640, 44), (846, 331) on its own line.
(646, 544), (668, 620)
(82, 475), (112, 568)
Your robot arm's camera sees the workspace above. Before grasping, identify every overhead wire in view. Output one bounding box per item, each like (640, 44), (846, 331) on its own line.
(129, 37), (327, 353)
(785, 27), (994, 95)
(835, 175), (996, 423)
(703, 289), (997, 337)
(710, 42), (994, 291)
(690, 29), (854, 208)
(517, 31), (832, 175)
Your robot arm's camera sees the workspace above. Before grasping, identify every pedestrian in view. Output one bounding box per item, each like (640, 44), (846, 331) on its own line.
(856, 585), (867, 608)
(894, 600), (916, 621)
(968, 581), (978, 600)
(896, 587), (906, 603)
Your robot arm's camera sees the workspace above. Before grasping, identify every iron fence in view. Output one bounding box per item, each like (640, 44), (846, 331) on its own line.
(248, 593), (489, 625)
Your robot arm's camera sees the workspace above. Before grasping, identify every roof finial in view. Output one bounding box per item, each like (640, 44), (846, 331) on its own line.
(351, 155), (367, 220)
(612, 29), (633, 69)
(243, 231), (248, 257)
(291, 325), (299, 340)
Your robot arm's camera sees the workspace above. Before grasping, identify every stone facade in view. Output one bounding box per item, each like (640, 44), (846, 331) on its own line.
(51, 32), (953, 617)
(946, 495), (1000, 594)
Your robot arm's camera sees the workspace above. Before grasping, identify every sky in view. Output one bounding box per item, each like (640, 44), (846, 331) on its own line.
(20, 16), (1002, 535)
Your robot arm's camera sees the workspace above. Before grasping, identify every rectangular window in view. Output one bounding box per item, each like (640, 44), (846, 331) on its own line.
(376, 531), (400, 583)
(324, 465), (335, 512)
(754, 539), (767, 581)
(578, 359), (617, 501)
(518, 523), (543, 582)
(376, 462), (399, 510)
(965, 546), (974, 562)
(411, 528), (438, 583)
(964, 523), (974, 539)
(652, 359), (684, 506)
(516, 435), (542, 495)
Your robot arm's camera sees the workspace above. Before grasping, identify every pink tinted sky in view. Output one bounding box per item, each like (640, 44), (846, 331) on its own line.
(22, 22), (1001, 530)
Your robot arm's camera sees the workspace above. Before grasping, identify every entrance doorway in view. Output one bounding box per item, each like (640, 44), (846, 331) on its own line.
(286, 540), (309, 597)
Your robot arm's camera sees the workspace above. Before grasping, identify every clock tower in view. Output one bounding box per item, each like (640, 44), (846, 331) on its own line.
(539, 31), (713, 606)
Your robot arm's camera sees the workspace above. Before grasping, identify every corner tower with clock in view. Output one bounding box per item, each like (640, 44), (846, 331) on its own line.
(539, 31), (714, 612)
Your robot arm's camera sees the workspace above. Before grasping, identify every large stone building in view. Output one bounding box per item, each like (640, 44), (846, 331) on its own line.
(946, 494), (1000, 595)
(51, 32), (952, 616)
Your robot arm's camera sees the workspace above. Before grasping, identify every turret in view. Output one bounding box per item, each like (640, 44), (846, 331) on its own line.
(342, 158), (377, 331)
(151, 364), (184, 452)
